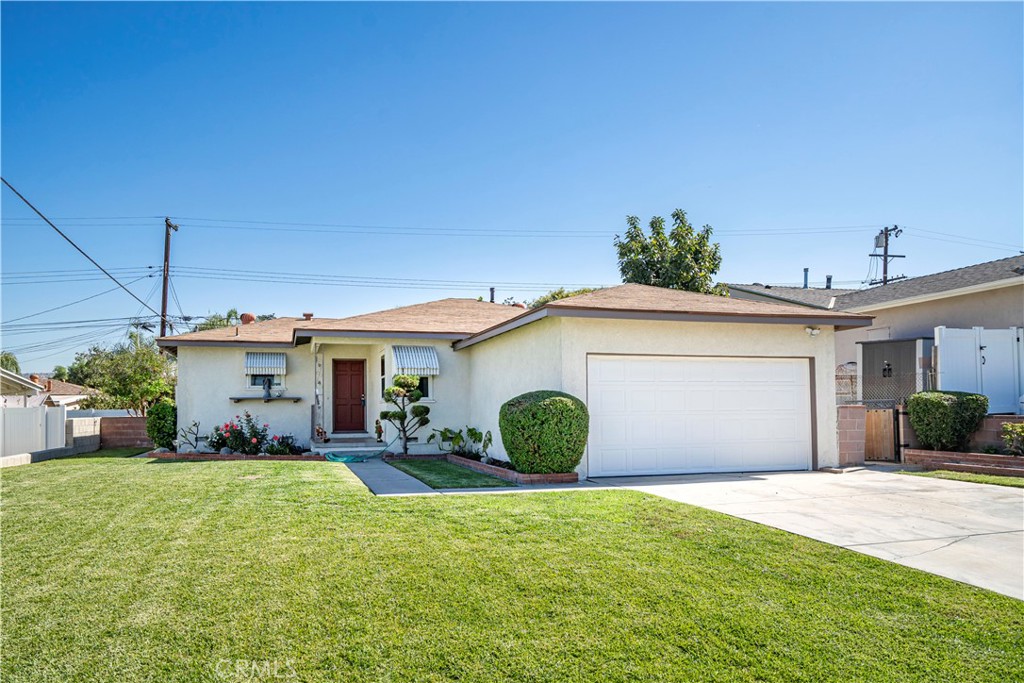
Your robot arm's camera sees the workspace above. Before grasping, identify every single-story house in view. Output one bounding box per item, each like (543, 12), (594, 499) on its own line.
(158, 284), (872, 478)
(26, 375), (96, 409)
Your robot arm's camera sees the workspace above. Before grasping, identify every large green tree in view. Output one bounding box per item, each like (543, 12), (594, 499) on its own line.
(0, 351), (20, 374)
(68, 333), (175, 415)
(613, 209), (726, 295)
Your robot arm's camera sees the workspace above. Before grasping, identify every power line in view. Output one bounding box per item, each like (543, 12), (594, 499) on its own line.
(0, 179), (163, 318)
(0, 274), (157, 325)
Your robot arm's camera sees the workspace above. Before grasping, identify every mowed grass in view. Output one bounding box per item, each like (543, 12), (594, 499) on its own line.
(898, 468), (1024, 489)
(2, 457), (1023, 683)
(389, 458), (512, 489)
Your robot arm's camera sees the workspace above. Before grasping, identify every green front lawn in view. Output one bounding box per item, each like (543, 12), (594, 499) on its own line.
(3, 456), (1022, 682)
(898, 469), (1024, 489)
(65, 447), (150, 459)
(389, 458), (513, 489)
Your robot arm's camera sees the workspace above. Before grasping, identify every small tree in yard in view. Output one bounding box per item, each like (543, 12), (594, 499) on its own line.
(380, 375), (430, 456)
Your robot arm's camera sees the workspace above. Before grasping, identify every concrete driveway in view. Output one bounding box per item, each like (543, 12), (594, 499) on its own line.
(600, 469), (1024, 600)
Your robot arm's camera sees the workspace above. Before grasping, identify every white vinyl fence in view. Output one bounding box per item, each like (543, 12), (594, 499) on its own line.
(935, 326), (1024, 414)
(1, 406), (67, 456)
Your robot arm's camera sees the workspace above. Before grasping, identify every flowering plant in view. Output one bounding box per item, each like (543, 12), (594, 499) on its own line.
(206, 411), (269, 454)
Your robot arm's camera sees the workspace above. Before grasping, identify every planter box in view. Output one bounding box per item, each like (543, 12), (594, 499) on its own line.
(146, 451), (325, 462)
(445, 454), (580, 485)
(903, 449), (1024, 477)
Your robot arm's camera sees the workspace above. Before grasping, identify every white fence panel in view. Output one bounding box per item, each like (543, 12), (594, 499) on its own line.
(935, 326), (1023, 414)
(2, 407), (45, 456)
(935, 327), (982, 393)
(0, 406), (68, 456)
(44, 406), (67, 449)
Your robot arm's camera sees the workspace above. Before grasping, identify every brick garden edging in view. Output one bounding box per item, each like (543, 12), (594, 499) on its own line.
(445, 454), (580, 485)
(145, 451), (326, 462)
(903, 449), (1024, 477)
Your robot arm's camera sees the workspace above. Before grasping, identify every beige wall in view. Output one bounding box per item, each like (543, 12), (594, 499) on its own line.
(466, 317), (563, 460)
(465, 316), (839, 477)
(176, 337), (471, 451)
(176, 345), (315, 447)
(835, 284), (1024, 364)
(311, 337), (472, 452)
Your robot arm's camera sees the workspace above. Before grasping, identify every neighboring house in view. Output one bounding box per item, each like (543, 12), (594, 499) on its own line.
(727, 283), (859, 310)
(1, 368), (46, 407)
(830, 255), (1024, 365)
(159, 284), (871, 477)
(25, 375), (96, 409)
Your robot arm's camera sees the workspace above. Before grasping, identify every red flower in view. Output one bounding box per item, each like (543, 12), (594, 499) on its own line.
(263, 423), (269, 428)
(251, 437), (258, 444)
(272, 435), (279, 441)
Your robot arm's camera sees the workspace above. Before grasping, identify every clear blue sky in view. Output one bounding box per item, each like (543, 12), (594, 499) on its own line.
(2, 2), (1021, 371)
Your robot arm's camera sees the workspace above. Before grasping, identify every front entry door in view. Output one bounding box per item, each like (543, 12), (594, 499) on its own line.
(333, 360), (365, 432)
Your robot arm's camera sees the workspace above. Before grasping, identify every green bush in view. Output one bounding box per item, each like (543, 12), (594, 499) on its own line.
(1002, 423), (1024, 456)
(498, 390), (589, 474)
(146, 400), (177, 450)
(907, 391), (989, 452)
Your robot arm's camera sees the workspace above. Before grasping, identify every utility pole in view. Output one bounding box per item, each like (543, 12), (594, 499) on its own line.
(869, 225), (906, 286)
(160, 217), (179, 338)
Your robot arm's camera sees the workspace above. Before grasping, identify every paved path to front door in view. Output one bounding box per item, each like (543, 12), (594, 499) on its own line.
(599, 469), (1024, 600)
(347, 460), (437, 496)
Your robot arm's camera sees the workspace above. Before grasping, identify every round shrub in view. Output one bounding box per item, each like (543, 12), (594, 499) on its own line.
(498, 390), (589, 474)
(907, 391), (988, 451)
(146, 399), (177, 450)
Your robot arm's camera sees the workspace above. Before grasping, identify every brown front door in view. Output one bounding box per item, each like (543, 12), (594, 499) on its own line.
(333, 360), (365, 432)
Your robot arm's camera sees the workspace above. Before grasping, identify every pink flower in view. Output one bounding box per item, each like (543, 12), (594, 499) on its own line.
(251, 438), (258, 444)
(263, 423), (269, 428)
(272, 435), (279, 441)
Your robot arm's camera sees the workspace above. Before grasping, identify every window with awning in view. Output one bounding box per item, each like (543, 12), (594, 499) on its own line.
(244, 352), (287, 376)
(392, 346), (439, 376)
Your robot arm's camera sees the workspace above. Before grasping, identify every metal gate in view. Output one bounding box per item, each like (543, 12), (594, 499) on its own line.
(865, 407), (899, 461)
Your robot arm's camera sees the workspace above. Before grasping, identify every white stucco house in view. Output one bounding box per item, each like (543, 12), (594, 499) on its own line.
(158, 284), (872, 478)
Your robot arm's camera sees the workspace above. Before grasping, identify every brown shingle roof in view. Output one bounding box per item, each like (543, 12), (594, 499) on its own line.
(43, 378), (95, 395)
(158, 299), (524, 346)
(295, 299), (524, 336)
(834, 255), (1024, 309)
(544, 283), (871, 321)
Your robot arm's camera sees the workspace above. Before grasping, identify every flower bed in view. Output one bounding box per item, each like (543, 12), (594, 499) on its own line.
(445, 454), (579, 485)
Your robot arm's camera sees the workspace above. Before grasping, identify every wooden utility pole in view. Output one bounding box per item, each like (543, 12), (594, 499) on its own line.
(869, 225), (905, 286)
(160, 217), (179, 337)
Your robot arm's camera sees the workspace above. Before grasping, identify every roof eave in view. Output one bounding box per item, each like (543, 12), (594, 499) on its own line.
(454, 305), (873, 350)
(840, 276), (1022, 312)
(726, 285), (830, 309)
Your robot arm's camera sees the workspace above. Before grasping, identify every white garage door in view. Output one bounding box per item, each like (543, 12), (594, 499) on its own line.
(588, 355), (812, 476)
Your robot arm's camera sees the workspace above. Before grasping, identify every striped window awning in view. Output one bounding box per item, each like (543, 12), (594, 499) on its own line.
(392, 345), (440, 376)
(244, 352), (287, 376)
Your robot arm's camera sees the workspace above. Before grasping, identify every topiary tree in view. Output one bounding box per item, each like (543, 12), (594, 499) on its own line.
(146, 399), (177, 450)
(498, 390), (589, 473)
(907, 391), (988, 452)
(380, 375), (430, 456)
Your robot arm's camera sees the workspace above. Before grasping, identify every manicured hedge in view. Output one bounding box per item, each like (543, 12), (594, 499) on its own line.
(146, 400), (177, 450)
(907, 391), (988, 452)
(498, 390), (589, 474)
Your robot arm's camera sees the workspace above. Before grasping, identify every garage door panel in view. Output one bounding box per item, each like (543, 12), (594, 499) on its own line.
(588, 355), (812, 476)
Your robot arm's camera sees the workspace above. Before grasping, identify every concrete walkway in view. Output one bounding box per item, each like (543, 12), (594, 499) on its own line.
(599, 469), (1024, 600)
(346, 460), (437, 496)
